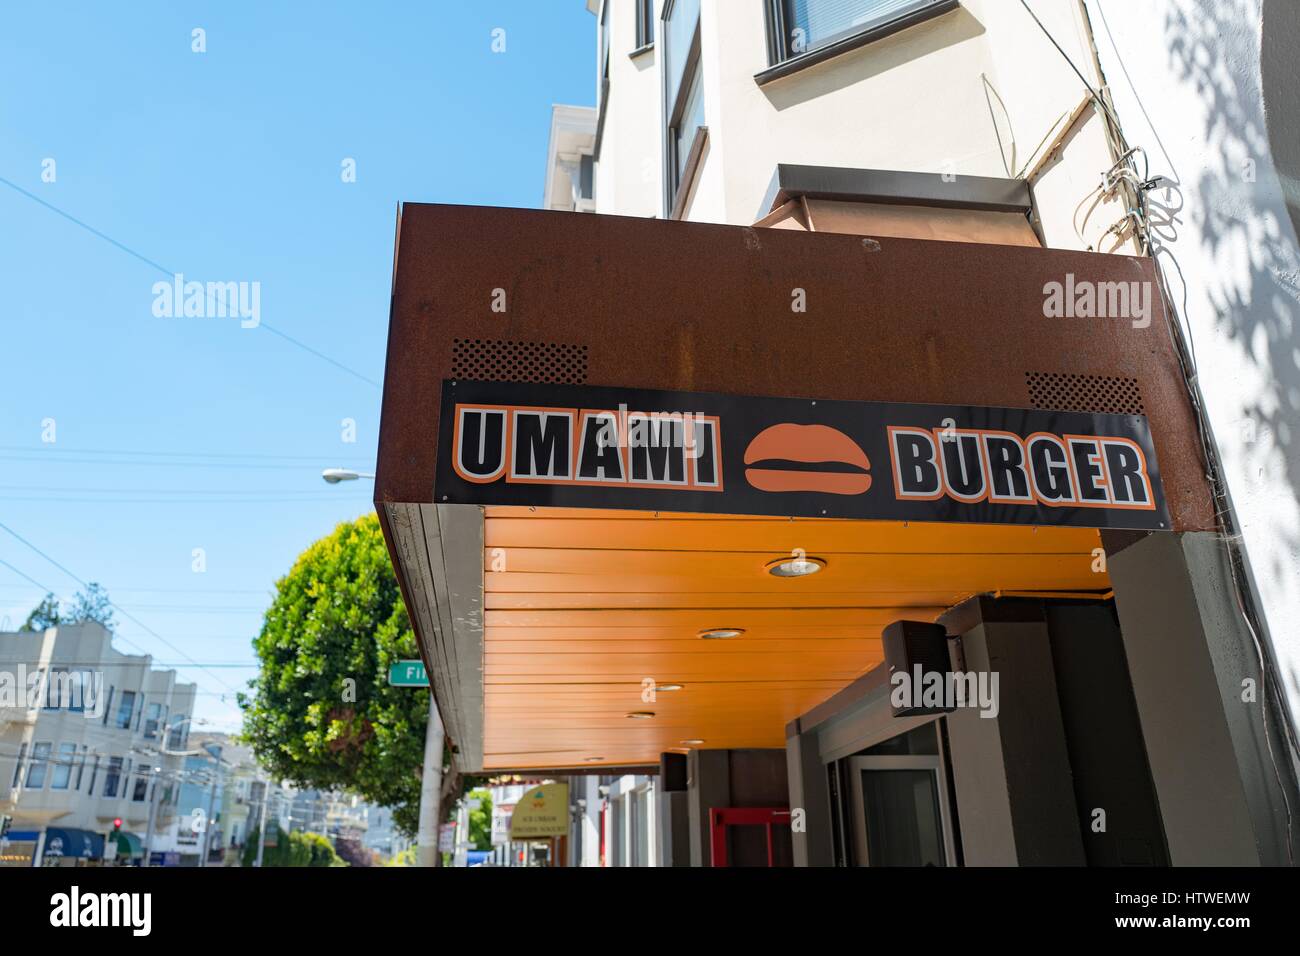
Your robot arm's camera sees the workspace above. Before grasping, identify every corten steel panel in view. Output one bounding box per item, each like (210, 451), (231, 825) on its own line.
(376, 203), (1213, 531)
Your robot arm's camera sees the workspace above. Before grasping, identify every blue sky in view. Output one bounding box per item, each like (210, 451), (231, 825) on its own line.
(0, 2), (595, 730)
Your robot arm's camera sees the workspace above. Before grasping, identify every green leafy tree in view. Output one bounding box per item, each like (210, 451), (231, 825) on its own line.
(65, 583), (115, 630)
(21, 593), (62, 631)
(242, 824), (343, 867)
(238, 514), (430, 835)
(383, 846), (418, 867)
(467, 789), (493, 851)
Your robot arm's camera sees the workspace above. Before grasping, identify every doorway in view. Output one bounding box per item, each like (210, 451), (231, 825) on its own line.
(838, 722), (958, 866)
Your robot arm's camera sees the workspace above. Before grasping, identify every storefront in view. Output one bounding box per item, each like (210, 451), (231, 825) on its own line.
(375, 202), (1294, 865)
(2, 827), (108, 867)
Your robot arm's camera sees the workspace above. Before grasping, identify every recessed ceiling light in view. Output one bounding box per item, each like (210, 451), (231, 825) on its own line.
(657, 683), (685, 691)
(766, 555), (826, 577)
(680, 738), (705, 746)
(625, 711), (655, 719)
(698, 627), (745, 640)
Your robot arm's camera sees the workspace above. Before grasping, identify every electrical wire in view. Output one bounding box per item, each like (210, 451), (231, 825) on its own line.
(1021, 0), (1298, 862)
(0, 522), (242, 697)
(0, 173), (382, 390)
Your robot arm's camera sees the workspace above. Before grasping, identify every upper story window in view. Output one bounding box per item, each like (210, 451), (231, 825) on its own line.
(167, 715), (189, 751)
(635, 0), (655, 49)
(663, 0), (704, 215)
(114, 689), (136, 730)
(42, 668), (93, 712)
(50, 742), (77, 790)
(25, 741), (51, 790)
(600, 1), (611, 83)
(144, 701), (166, 739)
(102, 756), (124, 798)
(763, 0), (955, 74)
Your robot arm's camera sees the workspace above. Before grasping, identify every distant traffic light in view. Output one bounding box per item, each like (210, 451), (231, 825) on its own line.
(111, 818), (122, 834)
(0, 814), (12, 838)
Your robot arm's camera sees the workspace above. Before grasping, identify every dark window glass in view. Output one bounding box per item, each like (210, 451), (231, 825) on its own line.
(860, 769), (946, 866)
(861, 722), (938, 756)
(636, 0), (655, 47)
(777, 0), (941, 60)
(579, 154), (595, 200)
(144, 702), (165, 739)
(114, 690), (135, 729)
(103, 756), (123, 798)
(132, 772), (149, 802)
(167, 717), (187, 751)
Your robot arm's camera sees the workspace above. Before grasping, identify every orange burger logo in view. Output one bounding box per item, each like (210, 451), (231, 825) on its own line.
(743, 423), (872, 495)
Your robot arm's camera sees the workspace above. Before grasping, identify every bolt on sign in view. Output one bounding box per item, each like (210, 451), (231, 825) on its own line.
(508, 784), (570, 840)
(437, 380), (1169, 531)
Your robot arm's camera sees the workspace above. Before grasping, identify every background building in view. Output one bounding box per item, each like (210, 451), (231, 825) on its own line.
(0, 622), (196, 867)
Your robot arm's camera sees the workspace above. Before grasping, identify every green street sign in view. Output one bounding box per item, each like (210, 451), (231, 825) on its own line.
(388, 661), (429, 687)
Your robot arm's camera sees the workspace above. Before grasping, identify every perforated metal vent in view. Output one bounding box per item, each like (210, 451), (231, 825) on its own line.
(1026, 372), (1144, 415)
(451, 339), (588, 385)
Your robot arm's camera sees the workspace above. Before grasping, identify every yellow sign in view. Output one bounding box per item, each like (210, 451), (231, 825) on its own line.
(508, 783), (569, 840)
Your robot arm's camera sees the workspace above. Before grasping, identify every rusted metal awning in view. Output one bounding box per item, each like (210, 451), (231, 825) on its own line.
(375, 203), (1212, 773)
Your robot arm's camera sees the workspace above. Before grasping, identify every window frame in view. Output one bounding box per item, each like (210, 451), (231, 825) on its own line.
(50, 742), (77, 790)
(662, 0), (705, 217)
(74, 745), (88, 790)
(114, 689), (136, 730)
(144, 701), (165, 740)
(634, 0), (655, 50)
(25, 741), (52, 790)
(759, 0), (959, 84)
(103, 755), (123, 798)
(593, 0), (613, 160)
(11, 742), (27, 789)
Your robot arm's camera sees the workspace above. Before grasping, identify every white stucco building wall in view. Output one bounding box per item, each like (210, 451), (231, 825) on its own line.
(1085, 0), (1300, 722)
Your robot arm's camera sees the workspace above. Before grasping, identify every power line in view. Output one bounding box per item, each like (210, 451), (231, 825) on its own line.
(0, 521), (242, 696)
(0, 446), (373, 462)
(0, 172), (382, 389)
(0, 455), (371, 473)
(0, 485), (359, 496)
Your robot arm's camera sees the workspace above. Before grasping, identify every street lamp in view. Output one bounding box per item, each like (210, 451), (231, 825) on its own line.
(321, 468), (375, 483)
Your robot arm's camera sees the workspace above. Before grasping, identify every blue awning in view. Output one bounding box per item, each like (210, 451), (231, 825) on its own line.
(43, 828), (105, 860)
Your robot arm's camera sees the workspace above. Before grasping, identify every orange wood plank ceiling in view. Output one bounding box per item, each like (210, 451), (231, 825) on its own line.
(481, 507), (1106, 770)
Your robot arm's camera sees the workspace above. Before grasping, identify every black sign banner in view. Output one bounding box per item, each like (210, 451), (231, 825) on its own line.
(435, 379), (1170, 531)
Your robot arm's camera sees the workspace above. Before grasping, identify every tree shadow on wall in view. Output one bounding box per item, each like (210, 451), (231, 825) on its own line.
(1097, 0), (1300, 701)
(1162, 0), (1300, 699)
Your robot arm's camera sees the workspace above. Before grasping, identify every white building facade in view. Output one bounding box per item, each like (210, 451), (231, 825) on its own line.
(0, 622), (196, 866)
